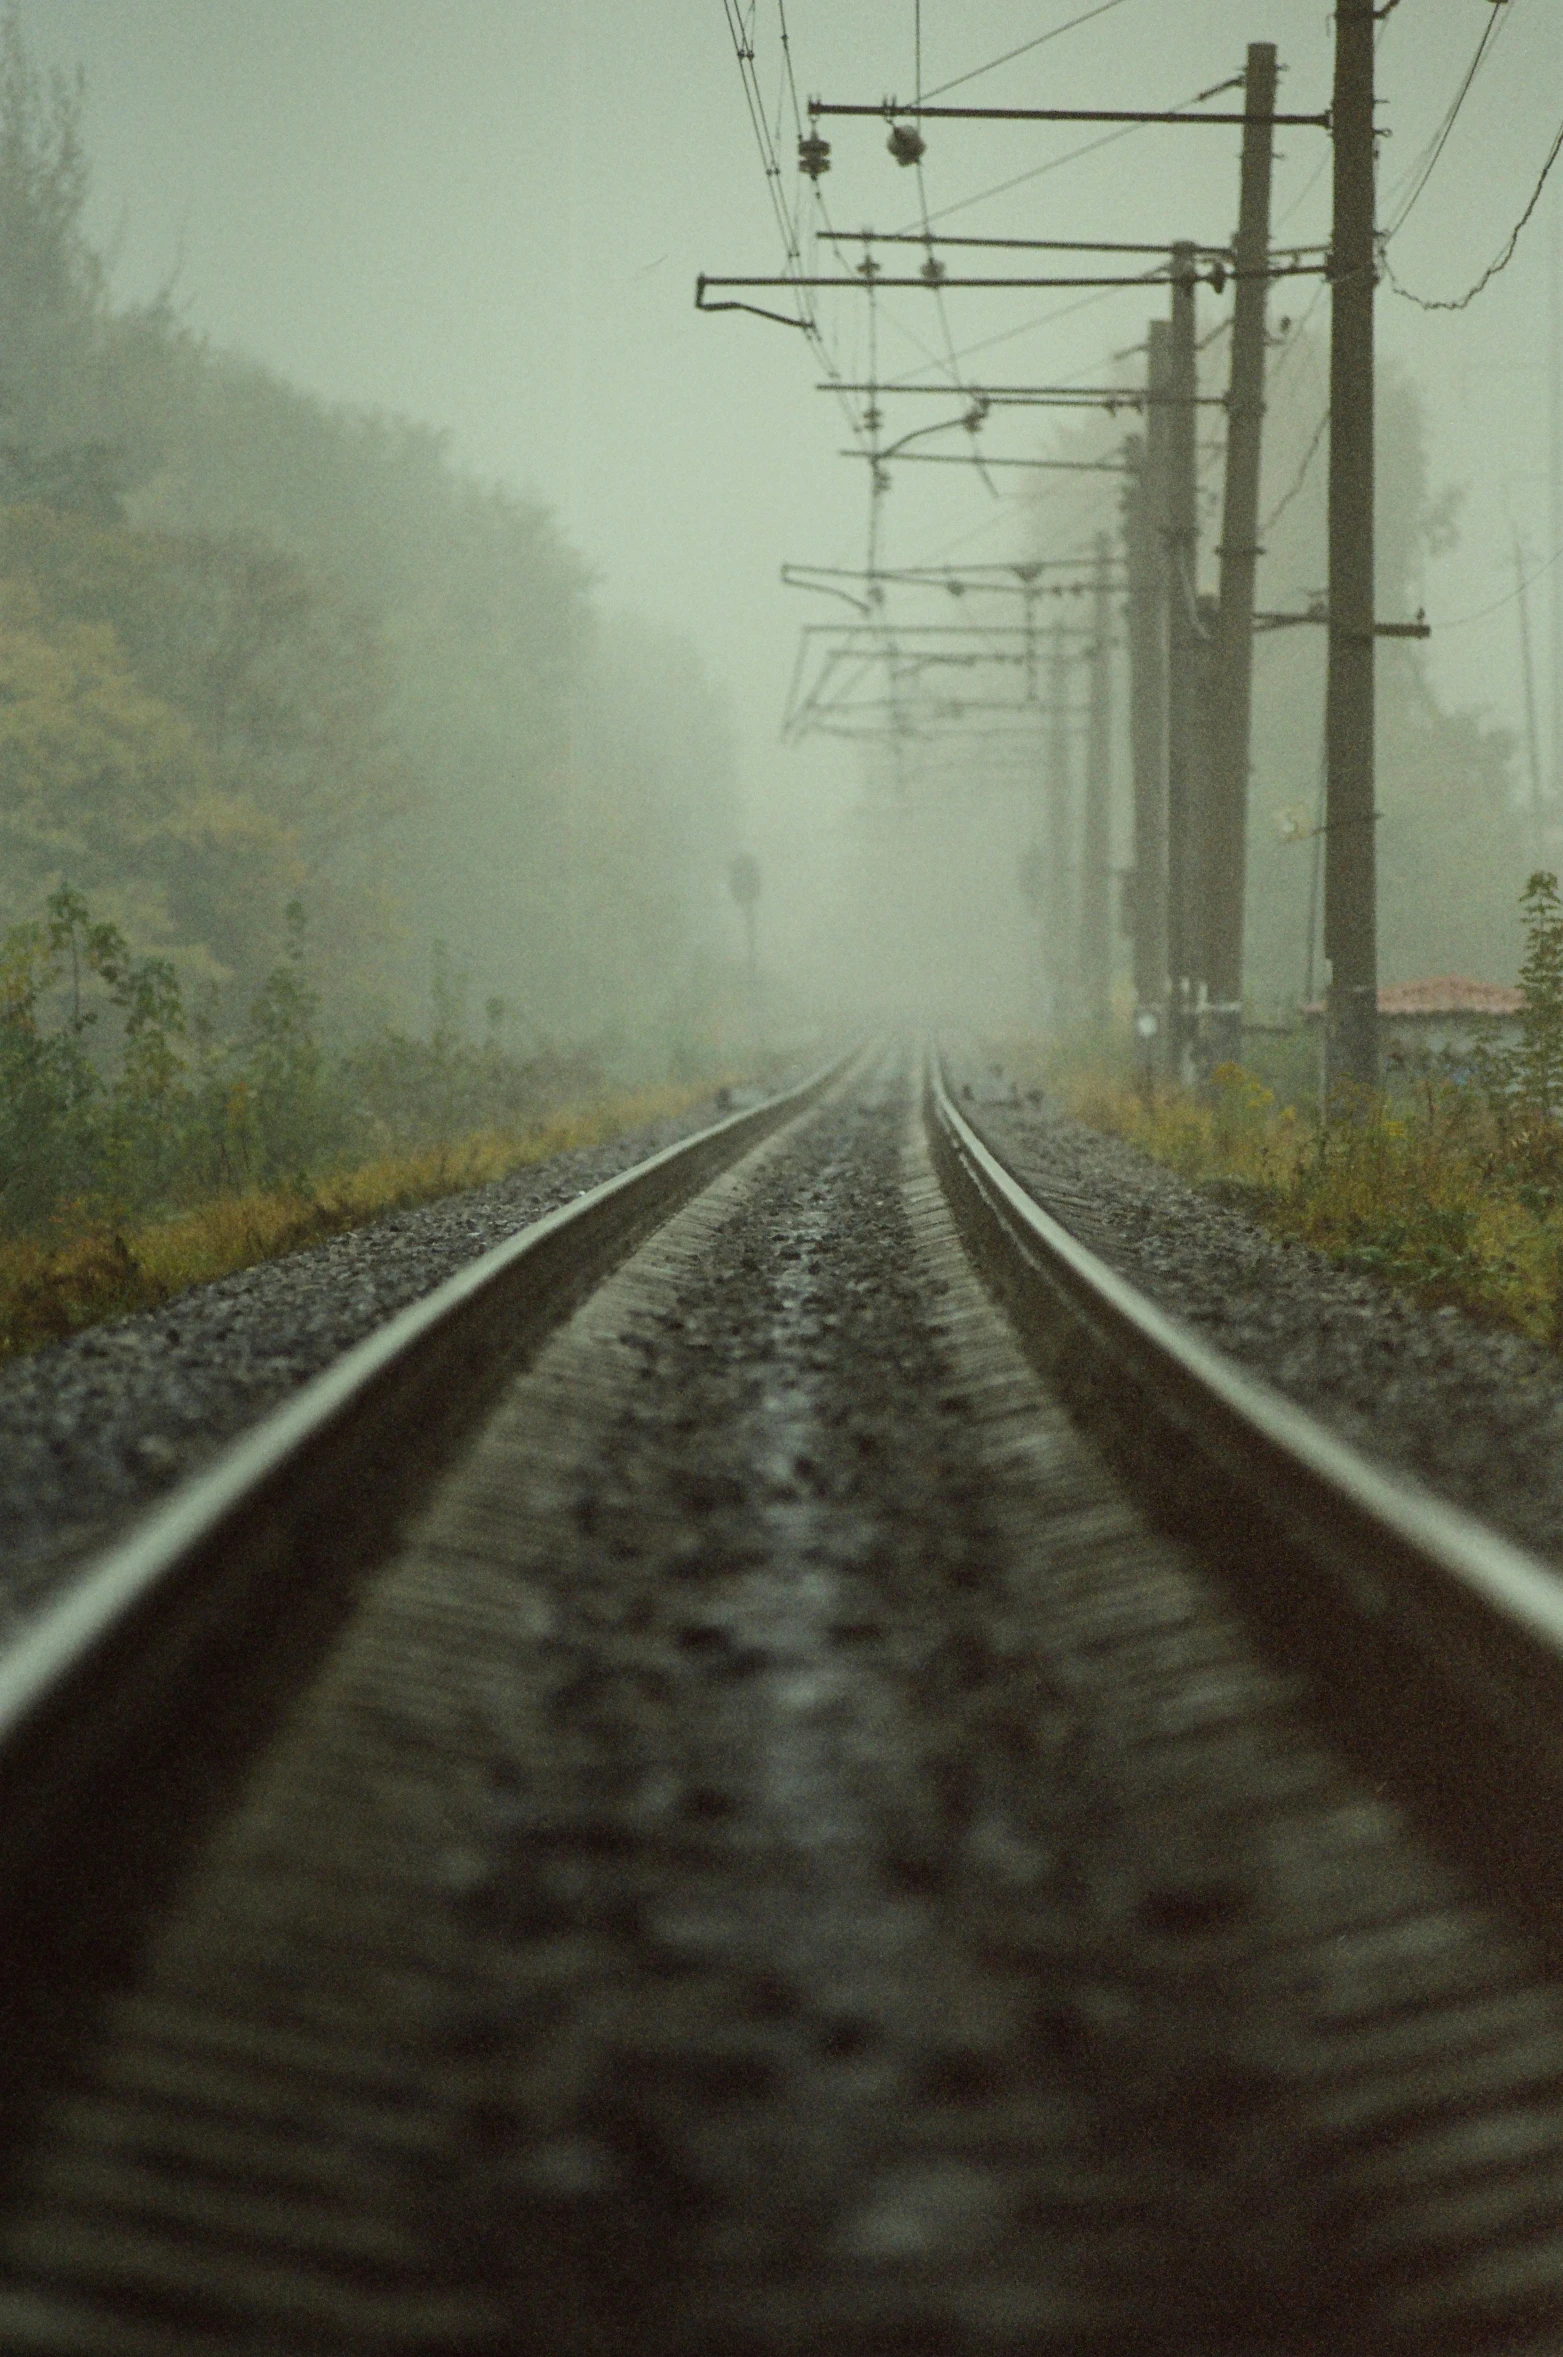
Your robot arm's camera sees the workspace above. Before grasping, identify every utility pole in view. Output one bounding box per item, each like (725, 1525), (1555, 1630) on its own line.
(1164, 241), (1200, 1080)
(1046, 617), (1075, 1031)
(1550, 189), (1562, 812)
(1205, 41), (1276, 1069)
(1081, 532), (1114, 1029)
(1323, 0), (1378, 1094)
(1124, 325), (1169, 1089)
(728, 853), (761, 1042)
(1517, 533), (1545, 868)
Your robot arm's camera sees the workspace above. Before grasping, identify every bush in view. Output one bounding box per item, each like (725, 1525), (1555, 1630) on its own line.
(0, 885), (611, 1237)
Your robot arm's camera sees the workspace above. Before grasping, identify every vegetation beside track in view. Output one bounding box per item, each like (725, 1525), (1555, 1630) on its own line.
(0, 880), (776, 1358)
(0, 1081), (726, 1359)
(1010, 875), (1563, 1351)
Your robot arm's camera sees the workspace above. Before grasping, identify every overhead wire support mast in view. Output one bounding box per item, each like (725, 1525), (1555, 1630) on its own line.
(1324, 0), (1379, 1096)
(1204, 42), (1277, 1071)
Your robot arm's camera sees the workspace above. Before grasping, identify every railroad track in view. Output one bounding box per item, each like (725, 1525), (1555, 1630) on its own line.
(3, 1043), (1563, 2352)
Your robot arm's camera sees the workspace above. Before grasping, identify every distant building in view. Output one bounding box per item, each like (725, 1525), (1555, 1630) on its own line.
(1302, 978), (1522, 1074)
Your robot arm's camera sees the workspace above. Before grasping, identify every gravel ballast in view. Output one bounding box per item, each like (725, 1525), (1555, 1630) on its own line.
(958, 1073), (1563, 1569)
(10, 1054), (1563, 2351)
(0, 1089), (774, 1626)
(11, 1045), (1563, 1637)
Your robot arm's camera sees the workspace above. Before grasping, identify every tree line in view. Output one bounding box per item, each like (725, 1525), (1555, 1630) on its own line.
(0, 7), (740, 1060)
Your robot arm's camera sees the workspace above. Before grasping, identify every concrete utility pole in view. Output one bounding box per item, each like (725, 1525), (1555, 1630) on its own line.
(1517, 532), (1546, 868)
(1046, 617), (1075, 1030)
(1123, 326), (1170, 1088)
(1550, 191), (1562, 810)
(1163, 242), (1201, 1079)
(1205, 41), (1276, 1069)
(1323, 0), (1378, 1094)
(728, 852), (761, 1023)
(1081, 532), (1114, 1029)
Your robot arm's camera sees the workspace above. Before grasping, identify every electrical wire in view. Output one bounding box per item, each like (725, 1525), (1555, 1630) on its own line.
(919, 0), (1132, 105)
(1379, 4), (1506, 241)
(1273, 143), (1329, 235)
(1385, 116), (1563, 312)
(1437, 538), (1563, 630)
(1261, 404), (1329, 535)
(877, 250), (1203, 392)
(890, 73), (1246, 238)
(1266, 277), (1327, 393)
(722, 1), (873, 463)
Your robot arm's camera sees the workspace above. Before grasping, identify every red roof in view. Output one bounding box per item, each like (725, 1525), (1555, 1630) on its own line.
(1378, 977), (1521, 1018)
(1303, 977), (1522, 1018)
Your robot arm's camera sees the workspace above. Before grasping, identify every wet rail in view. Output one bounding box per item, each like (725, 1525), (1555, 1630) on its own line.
(928, 1051), (1563, 1923)
(2, 1044), (1563, 2352)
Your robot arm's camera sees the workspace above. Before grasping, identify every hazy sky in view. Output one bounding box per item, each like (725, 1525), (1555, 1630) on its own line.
(20, 1), (1563, 915)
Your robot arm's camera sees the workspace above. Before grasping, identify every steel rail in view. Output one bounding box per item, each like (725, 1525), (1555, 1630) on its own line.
(925, 1051), (1563, 1929)
(0, 1055), (852, 1913)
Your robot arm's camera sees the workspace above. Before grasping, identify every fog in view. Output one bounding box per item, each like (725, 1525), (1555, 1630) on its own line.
(12, 0), (1563, 1051)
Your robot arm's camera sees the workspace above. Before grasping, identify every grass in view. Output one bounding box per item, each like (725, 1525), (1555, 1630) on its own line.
(0, 1079), (728, 1359)
(1046, 1054), (1563, 1351)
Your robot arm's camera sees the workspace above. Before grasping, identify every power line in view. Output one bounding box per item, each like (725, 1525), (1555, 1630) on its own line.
(1379, 4), (1505, 241)
(720, 3), (874, 458)
(1261, 404), (1328, 534)
(921, 0), (1132, 104)
(888, 74), (1246, 238)
(1438, 538), (1563, 630)
(881, 277), (1154, 387)
(1385, 116), (1563, 313)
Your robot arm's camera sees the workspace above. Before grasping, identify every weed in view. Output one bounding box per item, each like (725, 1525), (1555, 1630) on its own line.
(0, 1078), (728, 1359)
(0, 881), (767, 1355)
(1054, 874), (1563, 1351)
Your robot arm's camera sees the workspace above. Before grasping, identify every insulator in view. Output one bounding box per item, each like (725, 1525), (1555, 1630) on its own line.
(798, 132), (831, 178)
(1209, 260), (1228, 295)
(919, 255), (945, 285)
(886, 122), (925, 167)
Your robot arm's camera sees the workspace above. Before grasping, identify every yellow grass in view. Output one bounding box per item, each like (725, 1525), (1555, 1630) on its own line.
(0, 1080), (725, 1359)
(1046, 1056), (1563, 1350)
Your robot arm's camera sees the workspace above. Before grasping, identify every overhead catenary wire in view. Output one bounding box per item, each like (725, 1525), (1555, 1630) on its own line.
(1437, 538), (1563, 631)
(888, 73), (1247, 238)
(721, 1), (873, 456)
(1262, 403), (1330, 534)
(919, 0), (1133, 105)
(738, 28), (1253, 766)
(1384, 116), (1563, 313)
(1378, 2), (1507, 242)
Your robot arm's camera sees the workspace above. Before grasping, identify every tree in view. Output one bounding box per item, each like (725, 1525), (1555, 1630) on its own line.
(0, 504), (409, 992)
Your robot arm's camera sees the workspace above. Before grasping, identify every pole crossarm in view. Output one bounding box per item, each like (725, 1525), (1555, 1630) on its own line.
(817, 382), (1228, 404)
(822, 230), (1242, 257)
(807, 99), (1331, 129)
(795, 623), (1109, 639)
(701, 270), (1228, 294)
(693, 291), (812, 329)
(782, 560), (1118, 586)
(1254, 605), (1430, 638)
(838, 451), (1133, 472)
(698, 266), (1320, 307)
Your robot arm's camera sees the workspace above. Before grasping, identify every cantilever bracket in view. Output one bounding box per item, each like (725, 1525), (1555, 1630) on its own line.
(695, 275), (810, 330)
(1253, 604), (1431, 639)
